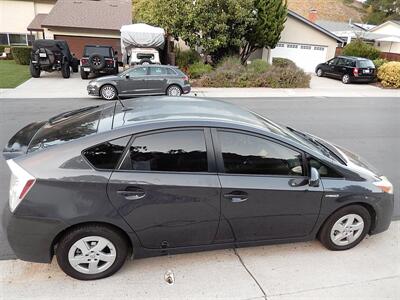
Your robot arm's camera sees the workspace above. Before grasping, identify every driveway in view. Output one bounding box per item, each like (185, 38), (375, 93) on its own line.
(1, 73), (400, 99)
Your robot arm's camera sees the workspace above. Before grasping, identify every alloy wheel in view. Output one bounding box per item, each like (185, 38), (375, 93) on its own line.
(330, 214), (364, 246)
(317, 69), (323, 77)
(342, 74), (350, 84)
(101, 86), (116, 100)
(167, 86), (182, 96)
(68, 236), (117, 275)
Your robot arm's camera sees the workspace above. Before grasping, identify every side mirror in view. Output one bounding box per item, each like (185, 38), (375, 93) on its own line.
(309, 167), (320, 187)
(125, 74), (130, 79)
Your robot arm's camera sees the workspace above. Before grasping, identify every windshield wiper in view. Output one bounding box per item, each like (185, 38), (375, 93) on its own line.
(49, 106), (99, 125)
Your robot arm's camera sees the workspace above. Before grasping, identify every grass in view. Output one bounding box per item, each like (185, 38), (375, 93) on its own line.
(0, 60), (31, 88)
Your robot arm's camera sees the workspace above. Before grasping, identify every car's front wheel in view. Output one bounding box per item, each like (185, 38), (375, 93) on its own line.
(56, 224), (129, 280)
(29, 62), (40, 78)
(342, 74), (351, 84)
(318, 205), (371, 251)
(316, 68), (324, 77)
(61, 63), (70, 79)
(166, 85), (182, 96)
(100, 84), (118, 100)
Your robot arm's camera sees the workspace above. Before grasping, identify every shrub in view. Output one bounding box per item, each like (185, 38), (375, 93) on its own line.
(187, 62), (213, 79)
(175, 48), (201, 69)
(373, 58), (388, 69)
(247, 59), (269, 74)
(377, 61), (400, 88)
(272, 57), (296, 68)
(342, 40), (380, 60)
(11, 46), (31, 65)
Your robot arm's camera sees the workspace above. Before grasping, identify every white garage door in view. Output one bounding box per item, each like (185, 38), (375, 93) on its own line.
(270, 43), (327, 73)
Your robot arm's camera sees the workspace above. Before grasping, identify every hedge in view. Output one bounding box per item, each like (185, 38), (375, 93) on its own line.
(342, 40), (380, 60)
(378, 61), (400, 88)
(11, 46), (31, 65)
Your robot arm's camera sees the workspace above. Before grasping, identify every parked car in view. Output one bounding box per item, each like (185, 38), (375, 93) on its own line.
(315, 56), (376, 84)
(2, 97), (393, 280)
(87, 65), (191, 100)
(80, 45), (119, 79)
(29, 39), (79, 79)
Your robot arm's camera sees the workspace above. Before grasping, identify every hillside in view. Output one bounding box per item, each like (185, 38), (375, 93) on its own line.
(287, 0), (367, 23)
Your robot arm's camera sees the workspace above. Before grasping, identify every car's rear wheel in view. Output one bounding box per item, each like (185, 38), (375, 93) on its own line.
(100, 84), (117, 100)
(61, 63), (70, 79)
(56, 224), (129, 280)
(80, 69), (89, 79)
(342, 74), (351, 84)
(166, 85), (182, 96)
(318, 205), (371, 251)
(316, 68), (324, 77)
(29, 62), (40, 78)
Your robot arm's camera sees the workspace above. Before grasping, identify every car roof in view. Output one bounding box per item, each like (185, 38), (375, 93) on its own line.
(84, 45), (112, 48)
(132, 64), (178, 68)
(112, 97), (269, 129)
(337, 56), (371, 61)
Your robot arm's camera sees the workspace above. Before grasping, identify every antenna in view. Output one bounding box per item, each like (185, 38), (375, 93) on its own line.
(116, 95), (132, 111)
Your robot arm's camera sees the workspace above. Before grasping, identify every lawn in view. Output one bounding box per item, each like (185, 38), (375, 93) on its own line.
(0, 60), (31, 88)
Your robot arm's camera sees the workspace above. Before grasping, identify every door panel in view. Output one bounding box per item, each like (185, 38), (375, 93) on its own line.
(147, 66), (168, 93)
(118, 66), (148, 94)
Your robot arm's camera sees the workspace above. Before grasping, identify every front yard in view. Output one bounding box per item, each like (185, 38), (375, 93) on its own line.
(0, 60), (31, 88)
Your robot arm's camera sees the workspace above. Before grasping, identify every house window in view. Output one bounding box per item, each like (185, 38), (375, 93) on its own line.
(0, 33), (33, 46)
(314, 46), (325, 51)
(276, 43), (285, 47)
(301, 45), (312, 50)
(0, 33), (8, 45)
(287, 44), (298, 48)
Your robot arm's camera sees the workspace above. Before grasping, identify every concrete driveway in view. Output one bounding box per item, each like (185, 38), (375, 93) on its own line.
(0, 222), (398, 299)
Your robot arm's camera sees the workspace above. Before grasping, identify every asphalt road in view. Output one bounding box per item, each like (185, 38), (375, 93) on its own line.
(0, 97), (399, 260)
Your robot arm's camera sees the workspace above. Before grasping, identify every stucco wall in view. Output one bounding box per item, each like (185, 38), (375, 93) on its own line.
(371, 22), (400, 36)
(375, 41), (400, 54)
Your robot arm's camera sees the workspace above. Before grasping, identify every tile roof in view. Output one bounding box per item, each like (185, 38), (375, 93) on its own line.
(27, 13), (48, 31)
(42, 0), (132, 31)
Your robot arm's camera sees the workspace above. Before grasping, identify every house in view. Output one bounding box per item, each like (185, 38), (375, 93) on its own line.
(369, 21), (400, 54)
(252, 10), (344, 73)
(316, 20), (370, 44)
(0, 0), (132, 58)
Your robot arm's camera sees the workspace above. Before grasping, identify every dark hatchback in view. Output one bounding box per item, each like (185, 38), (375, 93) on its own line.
(316, 56), (376, 84)
(2, 97), (393, 280)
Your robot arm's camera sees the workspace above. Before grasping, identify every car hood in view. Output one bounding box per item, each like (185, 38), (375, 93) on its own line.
(92, 75), (120, 83)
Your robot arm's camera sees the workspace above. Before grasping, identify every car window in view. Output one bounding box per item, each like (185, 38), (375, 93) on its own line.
(166, 68), (177, 75)
(310, 159), (342, 178)
(83, 136), (131, 170)
(84, 47), (111, 57)
(149, 67), (166, 75)
(357, 60), (375, 68)
(337, 58), (347, 66)
(328, 58), (338, 65)
(218, 131), (303, 176)
(345, 59), (356, 67)
(120, 130), (208, 172)
(128, 67), (148, 77)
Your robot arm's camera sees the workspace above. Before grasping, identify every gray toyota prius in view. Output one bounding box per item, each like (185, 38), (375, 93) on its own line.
(2, 97), (394, 280)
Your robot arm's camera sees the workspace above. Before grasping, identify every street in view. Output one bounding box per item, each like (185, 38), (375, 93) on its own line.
(0, 96), (399, 260)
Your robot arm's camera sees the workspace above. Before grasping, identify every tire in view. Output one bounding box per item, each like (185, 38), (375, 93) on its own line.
(139, 58), (152, 65)
(316, 68), (324, 77)
(61, 63), (70, 78)
(89, 54), (106, 71)
(29, 62), (40, 78)
(100, 84), (118, 100)
(318, 205), (371, 251)
(80, 69), (89, 80)
(113, 64), (119, 75)
(342, 74), (351, 84)
(166, 85), (182, 96)
(71, 58), (79, 73)
(56, 224), (129, 280)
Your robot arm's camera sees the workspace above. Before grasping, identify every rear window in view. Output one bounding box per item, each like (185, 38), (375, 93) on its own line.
(357, 60), (374, 68)
(84, 46), (111, 57)
(28, 108), (102, 153)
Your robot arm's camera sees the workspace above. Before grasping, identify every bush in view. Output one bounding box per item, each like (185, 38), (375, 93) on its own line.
(197, 55), (310, 88)
(175, 48), (201, 69)
(342, 40), (380, 60)
(377, 61), (400, 88)
(11, 46), (31, 65)
(247, 59), (269, 74)
(188, 62), (213, 79)
(373, 58), (388, 69)
(272, 57), (296, 68)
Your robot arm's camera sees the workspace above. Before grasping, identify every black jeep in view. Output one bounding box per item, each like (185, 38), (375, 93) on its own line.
(29, 39), (79, 78)
(80, 45), (119, 79)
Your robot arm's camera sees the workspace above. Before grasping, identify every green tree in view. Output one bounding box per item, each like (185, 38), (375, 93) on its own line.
(240, 0), (287, 65)
(364, 0), (400, 24)
(342, 39), (381, 60)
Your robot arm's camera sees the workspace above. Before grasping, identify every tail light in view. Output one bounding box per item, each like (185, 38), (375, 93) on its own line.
(353, 68), (359, 77)
(7, 160), (36, 212)
(373, 176), (393, 194)
(81, 58), (89, 65)
(183, 75), (189, 81)
(105, 58), (114, 67)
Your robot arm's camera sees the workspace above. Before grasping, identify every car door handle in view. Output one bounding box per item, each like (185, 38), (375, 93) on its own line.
(224, 191), (248, 203)
(117, 188), (145, 200)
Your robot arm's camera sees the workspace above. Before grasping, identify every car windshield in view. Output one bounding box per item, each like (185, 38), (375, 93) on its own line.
(84, 47), (111, 57)
(254, 114), (342, 162)
(358, 60), (374, 68)
(28, 107), (102, 153)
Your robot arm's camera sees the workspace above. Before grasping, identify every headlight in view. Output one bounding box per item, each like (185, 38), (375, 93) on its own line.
(373, 176), (393, 194)
(89, 81), (98, 87)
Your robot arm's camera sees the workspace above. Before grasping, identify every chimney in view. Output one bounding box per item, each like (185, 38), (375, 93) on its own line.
(308, 9), (318, 23)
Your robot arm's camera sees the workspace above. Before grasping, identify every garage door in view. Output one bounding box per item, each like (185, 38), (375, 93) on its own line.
(54, 35), (121, 59)
(270, 43), (327, 73)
